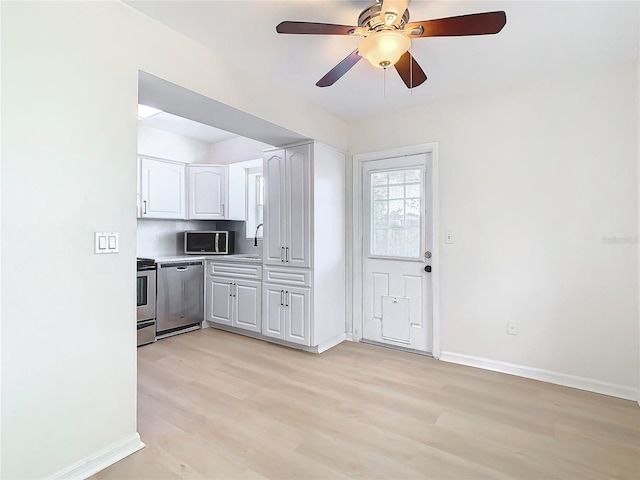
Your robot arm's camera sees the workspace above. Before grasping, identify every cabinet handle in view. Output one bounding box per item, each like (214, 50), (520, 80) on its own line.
(280, 290), (284, 306)
(234, 283), (237, 297)
(285, 291), (289, 307)
(222, 204), (225, 217)
(286, 247), (289, 263)
(143, 200), (147, 215)
(229, 282), (233, 297)
(280, 247), (285, 262)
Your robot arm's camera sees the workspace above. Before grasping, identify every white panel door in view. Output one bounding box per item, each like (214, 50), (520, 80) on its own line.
(234, 279), (262, 333)
(284, 286), (311, 346)
(208, 277), (233, 326)
(262, 284), (285, 339)
(141, 157), (186, 219)
(285, 145), (311, 268)
(362, 154), (433, 353)
(263, 150), (287, 266)
(187, 165), (226, 219)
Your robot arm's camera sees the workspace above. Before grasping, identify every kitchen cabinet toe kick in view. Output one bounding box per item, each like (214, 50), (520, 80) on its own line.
(206, 322), (346, 354)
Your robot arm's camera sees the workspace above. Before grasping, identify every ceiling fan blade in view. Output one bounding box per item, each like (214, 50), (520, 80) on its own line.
(406, 11), (506, 37)
(394, 51), (427, 89)
(276, 21), (356, 35)
(316, 49), (362, 87)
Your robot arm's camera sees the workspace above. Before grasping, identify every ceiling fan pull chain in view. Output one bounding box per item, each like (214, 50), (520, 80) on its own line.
(383, 66), (387, 99)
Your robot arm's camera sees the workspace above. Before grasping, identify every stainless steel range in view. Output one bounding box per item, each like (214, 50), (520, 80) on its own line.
(136, 257), (156, 347)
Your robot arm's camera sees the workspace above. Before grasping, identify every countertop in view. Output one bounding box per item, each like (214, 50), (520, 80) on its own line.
(153, 254), (262, 264)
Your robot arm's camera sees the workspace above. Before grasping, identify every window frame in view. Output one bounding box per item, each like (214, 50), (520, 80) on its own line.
(245, 167), (264, 239)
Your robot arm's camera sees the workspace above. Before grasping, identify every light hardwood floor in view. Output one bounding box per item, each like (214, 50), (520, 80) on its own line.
(94, 328), (640, 479)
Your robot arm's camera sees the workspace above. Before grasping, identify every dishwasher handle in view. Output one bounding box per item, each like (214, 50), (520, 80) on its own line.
(159, 261), (203, 269)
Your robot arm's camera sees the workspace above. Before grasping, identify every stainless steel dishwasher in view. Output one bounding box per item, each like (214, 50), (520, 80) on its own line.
(156, 260), (204, 338)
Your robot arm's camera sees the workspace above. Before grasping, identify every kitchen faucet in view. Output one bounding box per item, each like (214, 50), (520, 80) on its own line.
(254, 223), (263, 247)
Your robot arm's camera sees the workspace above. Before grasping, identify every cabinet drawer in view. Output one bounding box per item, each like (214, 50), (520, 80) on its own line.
(208, 262), (262, 280)
(264, 266), (311, 287)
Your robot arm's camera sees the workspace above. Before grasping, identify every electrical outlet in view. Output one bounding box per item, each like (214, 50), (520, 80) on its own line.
(507, 321), (519, 336)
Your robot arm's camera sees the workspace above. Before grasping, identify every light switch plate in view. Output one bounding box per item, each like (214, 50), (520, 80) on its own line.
(445, 232), (454, 244)
(95, 232), (119, 254)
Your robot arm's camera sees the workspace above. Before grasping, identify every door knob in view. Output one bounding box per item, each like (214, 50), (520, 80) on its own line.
(424, 265), (432, 273)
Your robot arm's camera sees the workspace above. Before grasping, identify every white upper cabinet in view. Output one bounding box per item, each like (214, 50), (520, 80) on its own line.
(285, 145), (311, 268)
(263, 145), (311, 268)
(140, 157), (186, 219)
(264, 150), (287, 265)
(227, 163), (247, 221)
(187, 165), (227, 219)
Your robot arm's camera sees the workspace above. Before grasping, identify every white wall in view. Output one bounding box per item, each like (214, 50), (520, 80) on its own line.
(209, 136), (272, 165)
(1, 2), (346, 478)
(350, 62), (639, 393)
(138, 126), (211, 163)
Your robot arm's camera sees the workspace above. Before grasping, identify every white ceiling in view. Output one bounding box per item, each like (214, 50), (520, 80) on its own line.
(126, 0), (639, 123)
(139, 111), (239, 144)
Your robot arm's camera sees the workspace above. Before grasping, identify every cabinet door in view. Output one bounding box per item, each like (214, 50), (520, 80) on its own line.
(234, 279), (262, 333)
(140, 157), (186, 219)
(227, 163), (246, 221)
(136, 157), (142, 218)
(284, 286), (311, 346)
(285, 145), (311, 268)
(207, 277), (233, 326)
(187, 165), (226, 219)
(262, 284), (285, 340)
(263, 150), (287, 266)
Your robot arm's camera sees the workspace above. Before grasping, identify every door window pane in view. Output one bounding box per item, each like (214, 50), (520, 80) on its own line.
(389, 185), (404, 200)
(370, 167), (422, 258)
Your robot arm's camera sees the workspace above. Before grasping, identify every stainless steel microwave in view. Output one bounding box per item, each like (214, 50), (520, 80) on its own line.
(184, 231), (235, 255)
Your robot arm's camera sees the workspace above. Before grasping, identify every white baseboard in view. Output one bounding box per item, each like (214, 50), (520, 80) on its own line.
(344, 333), (354, 341)
(439, 351), (638, 401)
(315, 333), (346, 353)
(46, 432), (145, 480)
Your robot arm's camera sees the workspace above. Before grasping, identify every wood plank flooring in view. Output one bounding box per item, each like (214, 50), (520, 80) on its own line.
(94, 328), (640, 479)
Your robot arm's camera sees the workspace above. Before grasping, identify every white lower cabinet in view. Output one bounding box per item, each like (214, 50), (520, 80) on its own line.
(206, 263), (262, 333)
(234, 280), (262, 332)
(262, 283), (311, 346)
(207, 277), (233, 326)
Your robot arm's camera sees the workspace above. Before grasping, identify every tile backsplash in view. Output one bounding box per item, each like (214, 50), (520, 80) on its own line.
(215, 220), (263, 255)
(137, 219), (262, 257)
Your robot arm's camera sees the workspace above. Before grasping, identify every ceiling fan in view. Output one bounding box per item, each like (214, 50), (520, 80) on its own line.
(276, 0), (506, 88)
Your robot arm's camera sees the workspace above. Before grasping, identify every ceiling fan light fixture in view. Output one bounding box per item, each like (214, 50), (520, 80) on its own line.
(359, 30), (410, 68)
